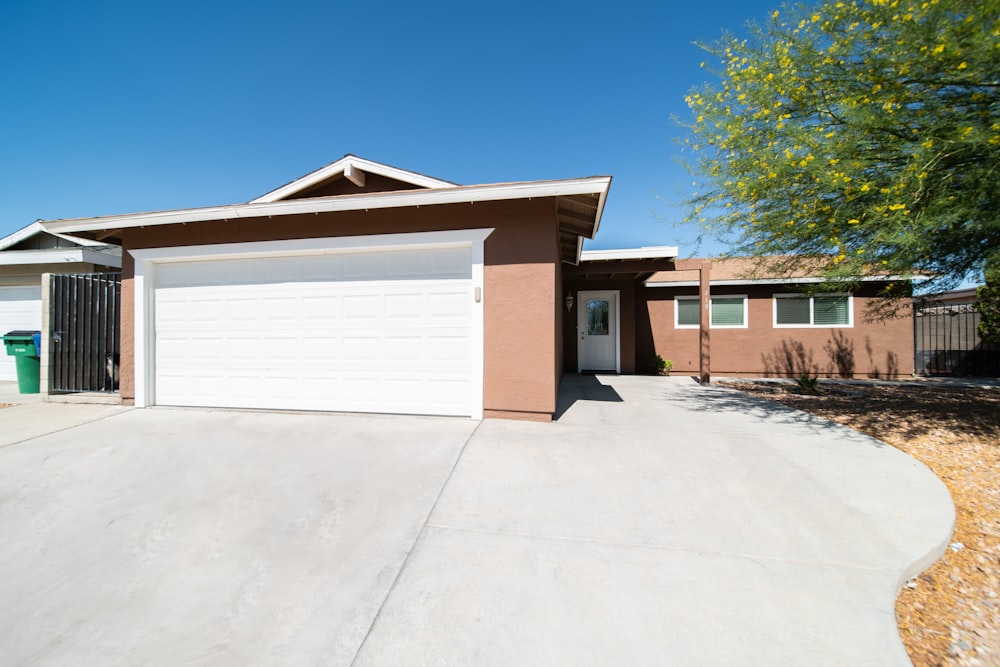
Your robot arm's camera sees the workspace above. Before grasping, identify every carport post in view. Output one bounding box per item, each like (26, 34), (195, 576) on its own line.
(40, 273), (51, 398)
(699, 261), (710, 384)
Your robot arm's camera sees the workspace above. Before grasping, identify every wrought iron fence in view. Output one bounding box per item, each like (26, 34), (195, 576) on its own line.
(914, 301), (1000, 377)
(50, 272), (121, 393)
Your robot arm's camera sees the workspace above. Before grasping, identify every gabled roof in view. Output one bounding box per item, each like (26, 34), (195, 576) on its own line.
(0, 222), (121, 268)
(0, 221), (108, 251)
(250, 154), (458, 203)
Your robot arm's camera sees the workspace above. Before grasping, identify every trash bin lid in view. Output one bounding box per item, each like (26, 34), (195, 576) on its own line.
(4, 330), (40, 338)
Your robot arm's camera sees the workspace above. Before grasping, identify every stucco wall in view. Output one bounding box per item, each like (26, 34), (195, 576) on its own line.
(118, 199), (562, 418)
(642, 283), (914, 378)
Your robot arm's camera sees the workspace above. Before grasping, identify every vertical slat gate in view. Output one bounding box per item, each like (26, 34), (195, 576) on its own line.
(49, 273), (122, 393)
(914, 301), (1000, 377)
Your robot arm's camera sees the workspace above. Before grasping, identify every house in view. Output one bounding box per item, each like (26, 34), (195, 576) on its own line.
(41, 155), (677, 420)
(639, 257), (915, 379)
(915, 287), (999, 377)
(0, 222), (121, 382)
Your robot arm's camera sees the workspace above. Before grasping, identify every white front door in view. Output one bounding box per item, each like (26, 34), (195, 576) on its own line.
(577, 290), (619, 373)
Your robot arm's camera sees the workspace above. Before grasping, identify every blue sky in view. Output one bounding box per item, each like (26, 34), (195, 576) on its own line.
(0, 0), (782, 256)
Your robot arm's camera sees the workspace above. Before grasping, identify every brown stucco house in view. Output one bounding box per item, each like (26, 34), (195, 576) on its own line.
(41, 155), (677, 420)
(638, 257), (915, 379)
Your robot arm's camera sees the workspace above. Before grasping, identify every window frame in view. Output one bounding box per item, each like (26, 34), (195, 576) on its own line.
(772, 292), (853, 328)
(674, 294), (749, 329)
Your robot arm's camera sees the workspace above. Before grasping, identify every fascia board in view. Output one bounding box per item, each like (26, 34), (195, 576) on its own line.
(581, 246), (678, 261)
(645, 275), (916, 288)
(0, 222), (45, 250)
(47, 230), (108, 247)
(0, 248), (121, 267)
(80, 248), (123, 267)
(0, 221), (109, 250)
(43, 177), (614, 235)
(250, 155), (458, 203)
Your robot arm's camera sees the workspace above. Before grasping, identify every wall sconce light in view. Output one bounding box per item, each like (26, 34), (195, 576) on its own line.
(565, 293), (574, 312)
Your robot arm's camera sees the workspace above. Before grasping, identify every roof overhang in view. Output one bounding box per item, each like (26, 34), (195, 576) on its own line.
(0, 221), (109, 251)
(645, 274), (915, 288)
(564, 246), (678, 281)
(42, 176), (612, 264)
(0, 247), (122, 268)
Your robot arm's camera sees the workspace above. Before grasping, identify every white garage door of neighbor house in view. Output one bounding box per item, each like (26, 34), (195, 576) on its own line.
(0, 286), (42, 382)
(153, 246), (475, 416)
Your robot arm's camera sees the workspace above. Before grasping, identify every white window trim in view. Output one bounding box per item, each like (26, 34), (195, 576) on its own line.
(773, 292), (854, 328)
(674, 294), (749, 329)
(130, 228), (493, 419)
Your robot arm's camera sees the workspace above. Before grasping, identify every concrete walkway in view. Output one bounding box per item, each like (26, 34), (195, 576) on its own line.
(355, 375), (954, 666)
(0, 381), (130, 447)
(0, 376), (953, 665)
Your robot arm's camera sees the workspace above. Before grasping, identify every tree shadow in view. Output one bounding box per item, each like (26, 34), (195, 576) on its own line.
(660, 381), (888, 445)
(734, 382), (1000, 444)
(761, 339), (818, 377)
(762, 334), (899, 378)
(864, 337), (900, 379)
(823, 330), (855, 377)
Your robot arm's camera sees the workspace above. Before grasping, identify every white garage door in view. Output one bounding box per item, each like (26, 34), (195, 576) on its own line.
(0, 286), (42, 382)
(153, 246), (475, 416)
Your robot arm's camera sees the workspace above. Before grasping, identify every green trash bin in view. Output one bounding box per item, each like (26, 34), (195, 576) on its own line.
(3, 330), (41, 394)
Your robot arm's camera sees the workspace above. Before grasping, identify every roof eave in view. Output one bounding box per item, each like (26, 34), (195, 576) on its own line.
(0, 248), (122, 268)
(42, 177), (614, 236)
(645, 274), (920, 288)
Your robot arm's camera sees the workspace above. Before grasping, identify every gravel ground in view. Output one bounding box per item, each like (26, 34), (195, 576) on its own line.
(720, 379), (1000, 667)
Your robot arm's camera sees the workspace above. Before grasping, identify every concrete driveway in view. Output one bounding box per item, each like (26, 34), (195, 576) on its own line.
(0, 376), (953, 666)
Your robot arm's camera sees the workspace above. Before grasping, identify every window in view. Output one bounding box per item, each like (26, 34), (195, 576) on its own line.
(675, 295), (747, 328)
(676, 298), (700, 327)
(774, 294), (852, 327)
(587, 299), (610, 335)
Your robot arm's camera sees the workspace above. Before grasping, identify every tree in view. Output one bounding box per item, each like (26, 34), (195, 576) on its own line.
(683, 0), (1000, 295)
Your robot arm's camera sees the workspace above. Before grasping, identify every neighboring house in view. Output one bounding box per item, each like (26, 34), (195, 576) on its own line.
(640, 257), (915, 379)
(915, 287), (999, 377)
(923, 287), (979, 305)
(0, 222), (121, 382)
(42, 155), (677, 420)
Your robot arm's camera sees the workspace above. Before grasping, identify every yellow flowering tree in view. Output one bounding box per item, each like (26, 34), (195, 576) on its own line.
(684, 0), (1000, 294)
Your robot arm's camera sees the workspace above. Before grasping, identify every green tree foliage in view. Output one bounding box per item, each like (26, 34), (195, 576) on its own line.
(683, 0), (1000, 293)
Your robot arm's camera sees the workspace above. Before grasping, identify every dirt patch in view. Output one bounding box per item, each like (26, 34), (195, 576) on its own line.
(720, 380), (1000, 667)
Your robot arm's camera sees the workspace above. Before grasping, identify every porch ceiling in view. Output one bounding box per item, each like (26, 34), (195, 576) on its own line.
(562, 256), (677, 282)
(557, 193), (602, 264)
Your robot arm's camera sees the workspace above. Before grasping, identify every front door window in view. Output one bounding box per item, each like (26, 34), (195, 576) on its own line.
(587, 299), (609, 335)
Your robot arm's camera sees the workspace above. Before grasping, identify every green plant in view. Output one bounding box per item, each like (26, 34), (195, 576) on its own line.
(655, 355), (673, 376)
(794, 373), (821, 395)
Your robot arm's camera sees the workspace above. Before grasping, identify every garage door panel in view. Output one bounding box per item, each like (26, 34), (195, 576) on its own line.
(0, 286), (43, 382)
(153, 248), (476, 416)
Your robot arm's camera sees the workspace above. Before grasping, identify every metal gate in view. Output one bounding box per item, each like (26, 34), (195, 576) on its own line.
(50, 272), (121, 393)
(914, 301), (1000, 377)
